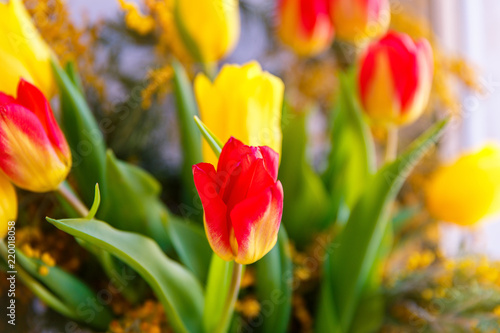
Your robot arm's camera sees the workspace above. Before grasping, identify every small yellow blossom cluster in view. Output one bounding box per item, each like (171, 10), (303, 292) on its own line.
(109, 300), (167, 333)
(118, 0), (155, 36)
(22, 244), (56, 276)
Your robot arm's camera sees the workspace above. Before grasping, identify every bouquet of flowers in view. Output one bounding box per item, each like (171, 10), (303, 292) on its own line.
(1, 0), (499, 332)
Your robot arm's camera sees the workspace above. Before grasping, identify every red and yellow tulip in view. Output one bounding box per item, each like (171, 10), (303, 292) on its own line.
(0, 0), (54, 97)
(0, 80), (71, 193)
(330, 0), (390, 44)
(357, 31), (433, 126)
(193, 137), (283, 265)
(195, 61), (284, 166)
(0, 172), (16, 239)
(277, 0), (334, 56)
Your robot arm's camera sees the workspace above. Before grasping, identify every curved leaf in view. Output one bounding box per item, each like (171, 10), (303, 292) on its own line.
(46, 217), (204, 333)
(323, 71), (376, 226)
(329, 119), (448, 331)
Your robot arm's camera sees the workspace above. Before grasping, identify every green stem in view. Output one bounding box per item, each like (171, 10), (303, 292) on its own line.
(384, 126), (398, 164)
(215, 262), (243, 333)
(57, 182), (89, 217)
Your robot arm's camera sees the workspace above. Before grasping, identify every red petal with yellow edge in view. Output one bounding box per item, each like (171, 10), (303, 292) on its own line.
(258, 146), (279, 181)
(0, 104), (68, 191)
(230, 181), (284, 265)
(193, 163), (234, 261)
(16, 79), (70, 158)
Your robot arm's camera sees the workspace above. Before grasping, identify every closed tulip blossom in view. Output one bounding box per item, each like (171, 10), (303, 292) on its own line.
(426, 145), (500, 226)
(193, 138), (284, 265)
(195, 61), (284, 166)
(174, 0), (240, 63)
(0, 0), (55, 97)
(277, 0), (334, 56)
(0, 80), (71, 193)
(0, 172), (17, 239)
(357, 31), (433, 126)
(330, 0), (390, 44)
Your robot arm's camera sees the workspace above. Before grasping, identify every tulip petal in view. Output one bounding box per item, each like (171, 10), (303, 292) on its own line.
(16, 79), (70, 158)
(193, 163), (234, 261)
(0, 104), (69, 192)
(0, 171), (17, 239)
(258, 146), (279, 181)
(230, 181), (284, 264)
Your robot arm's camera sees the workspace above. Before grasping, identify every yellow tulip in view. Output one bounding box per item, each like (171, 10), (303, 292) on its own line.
(0, 173), (17, 239)
(426, 145), (500, 226)
(195, 61), (284, 165)
(0, 0), (54, 97)
(175, 0), (240, 64)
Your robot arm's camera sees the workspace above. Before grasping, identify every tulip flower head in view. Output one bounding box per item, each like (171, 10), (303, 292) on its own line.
(277, 0), (334, 56)
(426, 145), (500, 226)
(0, 172), (17, 239)
(174, 0), (240, 63)
(0, 0), (55, 97)
(357, 31), (434, 126)
(193, 138), (284, 265)
(0, 80), (71, 193)
(330, 0), (390, 44)
(195, 61), (284, 166)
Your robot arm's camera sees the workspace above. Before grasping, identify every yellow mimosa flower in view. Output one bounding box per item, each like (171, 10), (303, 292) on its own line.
(426, 145), (500, 226)
(0, 0), (54, 97)
(195, 61), (284, 165)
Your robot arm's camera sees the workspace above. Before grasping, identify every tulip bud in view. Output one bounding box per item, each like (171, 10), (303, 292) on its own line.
(0, 80), (71, 192)
(357, 31), (433, 126)
(277, 0), (334, 56)
(426, 145), (500, 226)
(0, 0), (55, 97)
(0, 172), (17, 239)
(193, 137), (284, 264)
(174, 0), (240, 63)
(330, 0), (390, 44)
(195, 61), (284, 166)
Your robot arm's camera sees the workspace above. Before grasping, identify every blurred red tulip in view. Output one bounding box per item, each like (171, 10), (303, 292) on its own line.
(330, 0), (390, 43)
(358, 31), (434, 126)
(193, 137), (283, 265)
(277, 0), (334, 56)
(0, 80), (71, 192)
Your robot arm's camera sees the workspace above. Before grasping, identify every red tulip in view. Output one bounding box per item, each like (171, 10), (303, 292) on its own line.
(193, 137), (283, 265)
(277, 0), (334, 56)
(0, 80), (71, 192)
(357, 31), (433, 126)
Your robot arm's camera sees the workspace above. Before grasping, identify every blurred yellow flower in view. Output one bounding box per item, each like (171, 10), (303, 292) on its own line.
(195, 61), (284, 165)
(118, 0), (155, 35)
(0, 172), (17, 239)
(426, 145), (500, 226)
(175, 0), (240, 64)
(0, 0), (54, 97)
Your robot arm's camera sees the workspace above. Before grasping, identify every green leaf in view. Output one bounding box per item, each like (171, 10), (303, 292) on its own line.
(51, 60), (108, 208)
(255, 227), (293, 333)
(279, 107), (330, 247)
(323, 71), (376, 226)
(172, 60), (203, 212)
(329, 119), (448, 332)
(203, 254), (235, 333)
(315, 254), (341, 333)
(46, 217), (204, 333)
(98, 150), (171, 251)
(167, 215), (212, 283)
(194, 116), (223, 157)
(14, 247), (113, 330)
